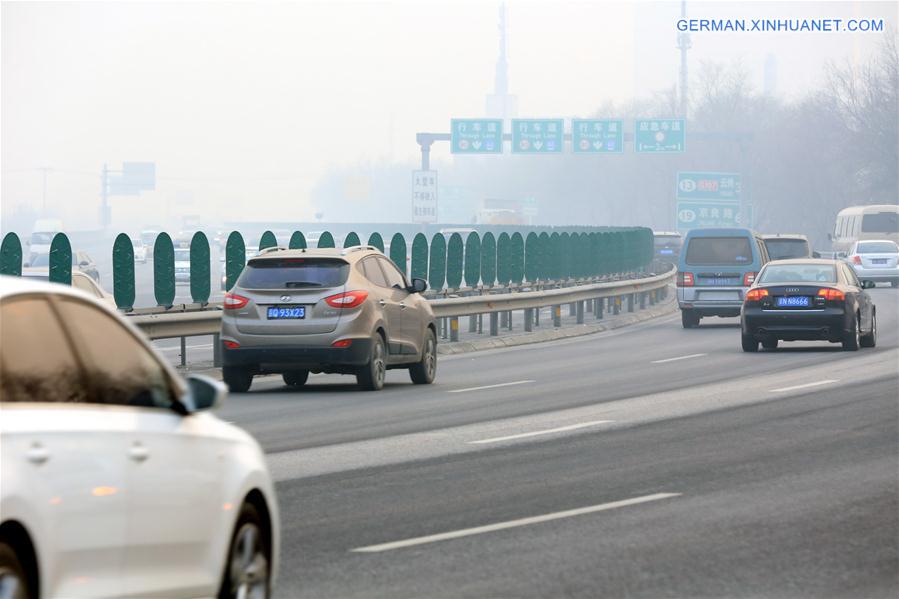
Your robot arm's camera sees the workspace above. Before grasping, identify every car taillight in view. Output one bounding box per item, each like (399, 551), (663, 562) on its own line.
(743, 272), (757, 286)
(677, 272), (694, 287)
(223, 340), (240, 349)
(331, 339), (353, 348)
(223, 293), (249, 309)
(325, 290), (368, 308)
(851, 255), (862, 265)
(817, 288), (845, 301)
(745, 288), (769, 302)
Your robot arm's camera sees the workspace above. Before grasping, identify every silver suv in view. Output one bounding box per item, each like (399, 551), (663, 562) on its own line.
(221, 246), (437, 391)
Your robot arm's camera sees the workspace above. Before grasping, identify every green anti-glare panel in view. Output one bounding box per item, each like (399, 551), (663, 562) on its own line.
(410, 233), (428, 281)
(538, 232), (550, 280)
(559, 233), (571, 280)
(428, 233), (446, 290)
(344, 232), (361, 248)
(289, 231), (307, 249)
(480, 232), (496, 287)
(510, 232), (524, 284)
(588, 233), (599, 277)
(48, 233), (72, 286)
(389, 233), (407, 275)
(445, 233), (463, 289)
(112, 233), (135, 310)
(496, 232), (511, 286)
(318, 231), (335, 248)
(367, 232), (384, 252)
(464, 232), (481, 288)
(0, 233), (22, 276)
(225, 231), (246, 292)
(259, 230), (277, 250)
(190, 232), (211, 304)
(153, 232), (175, 307)
(549, 232), (561, 281)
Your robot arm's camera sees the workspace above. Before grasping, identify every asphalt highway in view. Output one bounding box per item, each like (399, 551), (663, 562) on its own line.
(219, 288), (899, 597)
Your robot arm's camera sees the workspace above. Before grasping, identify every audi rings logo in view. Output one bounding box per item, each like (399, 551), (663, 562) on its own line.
(786, 288), (800, 293)
(280, 295), (292, 302)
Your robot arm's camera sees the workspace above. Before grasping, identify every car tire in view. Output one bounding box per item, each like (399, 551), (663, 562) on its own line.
(0, 541), (31, 599)
(218, 503), (270, 599)
(891, 281), (898, 288)
(223, 367), (253, 393)
(409, 330), (437, 385)
(681, 310), (700, 329)
(860, 311), (877, 348)
(357, 335), (386, 391)
(741, 333), (759, 352)
(842, 315), (861, 351)
(761, 338), (778, 350)
(283, 370), (309, 387)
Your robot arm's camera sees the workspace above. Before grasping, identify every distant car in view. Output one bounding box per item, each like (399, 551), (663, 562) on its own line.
(28, 250), (100, 282)
(21, 267), (116, 308)
(140, 229), (160, 252)
(175, 248), (191, 284)
(132, 237), (148, 263)
(220, 246), (436, 392)
(653, 231), (682, 264)
(763, 234), (811, 260)
(846, 239), (899, 287)
(677, 228), (770, 328)
(740, 259), (876, 352)
(0, 275), (280, 599)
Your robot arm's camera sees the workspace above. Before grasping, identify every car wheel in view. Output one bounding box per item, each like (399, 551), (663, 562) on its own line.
(283, 370), (309, 387)
(891, 281), (898, 288)
(761, 338), (778, 350)
(223, 367), (253, 393)
(741, 333), (759, 352)
(860, 311), (877, 348)
(409, 329), (437, 385)
(681, 310), (700, 329)
(357, 335), (386, 391)
(0, 542), (30, 599)
(218, 503), (270, 599)
(842, 315), (861, 351)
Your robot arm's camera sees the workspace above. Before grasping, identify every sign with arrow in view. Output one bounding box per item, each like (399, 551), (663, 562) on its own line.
(512, 119), (564, 154)
(451, 119), (503, 154)
(572, 119), (623, 153)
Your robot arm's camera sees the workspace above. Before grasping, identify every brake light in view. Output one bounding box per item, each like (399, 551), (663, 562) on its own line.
(817, 288), (845, 301)
(223, 340), (240, 349)
(677, 272), (694, 287)
(325, 290), (368, 308)
(745, 288), (769, 302)
(223, 293), (249, 309)
(331, 339), (353, 348)
(743, 272), (757, 286)
(851, 255), (862, 265)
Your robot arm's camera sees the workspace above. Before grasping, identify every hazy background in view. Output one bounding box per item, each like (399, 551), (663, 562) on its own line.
(2, 0), (896, 240)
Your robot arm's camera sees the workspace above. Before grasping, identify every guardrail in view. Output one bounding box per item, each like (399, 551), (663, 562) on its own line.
(129, 266), (675, 367)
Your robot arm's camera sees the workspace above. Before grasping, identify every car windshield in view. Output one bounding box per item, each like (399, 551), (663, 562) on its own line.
(654, 235), (682, 248)
(174, 249), (191, 261)
(861, 212), (899, 233)
(238, 258), (349, 289)
(765, 239), (810, 260)
(758, 264), (837, 284)
(140, 232), (157, 243)
(685, 237), (752, 266)
(30, 232), (55, 244)
(857, 241), (898, 253)
(132, 239), (143, 248)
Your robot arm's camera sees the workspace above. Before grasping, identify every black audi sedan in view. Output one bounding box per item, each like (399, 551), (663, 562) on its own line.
(741, 259), (876, 352)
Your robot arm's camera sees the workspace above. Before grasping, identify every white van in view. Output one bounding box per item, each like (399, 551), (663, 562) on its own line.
(27, 219), (64, 259)
(831, 204), (899, 254)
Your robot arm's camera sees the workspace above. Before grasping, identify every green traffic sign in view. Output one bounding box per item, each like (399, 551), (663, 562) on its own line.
(677, 172), (741, 202)
(451, 119), (503, 154)
(634, 119), (685, 153)
(676, 200), (741, 230)
(512, 119), (564, 153)
(572, 119), (623, 153)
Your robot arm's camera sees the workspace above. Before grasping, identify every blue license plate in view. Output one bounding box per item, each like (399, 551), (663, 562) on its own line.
(703, 278), (735, 286)
(659, 249), (674, 255)
(267, 306), (305, 319)
(871, 259), (887, 265)
(776, 296), (809, 308)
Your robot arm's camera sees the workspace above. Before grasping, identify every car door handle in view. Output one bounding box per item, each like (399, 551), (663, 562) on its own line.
(26, 444), (50, 465)
(129, 443), (150, 462)
(400, 302), (406, 309)
(378, 299), (386, 306)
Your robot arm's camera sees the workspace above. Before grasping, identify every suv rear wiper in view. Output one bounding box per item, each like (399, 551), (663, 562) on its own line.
(285, 281), (323, 288)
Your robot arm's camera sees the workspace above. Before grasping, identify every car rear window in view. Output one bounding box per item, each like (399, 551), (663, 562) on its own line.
(685, 237), (753, 266)
(654, 235), (682, 248)
(857, 241), (898, 253)
(758, 264), (836, 284)
(239, 258), (349, 289)
(764, 239), (810, 260)
(861, 212), (899, 233)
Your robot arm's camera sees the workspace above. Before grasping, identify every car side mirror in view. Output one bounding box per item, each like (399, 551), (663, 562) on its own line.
(862, 280), (876, 289)
(409, 278), (428, 294)
(185, 374), (226, 411)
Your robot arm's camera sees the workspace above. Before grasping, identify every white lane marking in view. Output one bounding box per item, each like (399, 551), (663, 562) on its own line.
(351, 492), (681, 553)
(769, 379), (839, 393)
(158, 344), (213, 353)
(651, 353), (707, 364)
(468, 420), (615, 445)
(448, 380), (535, 394)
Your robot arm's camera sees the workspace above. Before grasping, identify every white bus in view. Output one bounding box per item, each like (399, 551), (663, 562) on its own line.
(831, 204), (899, 254)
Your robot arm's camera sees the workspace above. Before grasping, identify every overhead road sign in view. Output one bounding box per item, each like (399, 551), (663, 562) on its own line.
(635, 119), (685, 153)
(572, 119), (623, 153)
(676, 172), (741, 202)
(512, 119), (564, 153)
(412, 170), (438, 224)
(451, 119), (503, 154)
(677, 200), (741, 229)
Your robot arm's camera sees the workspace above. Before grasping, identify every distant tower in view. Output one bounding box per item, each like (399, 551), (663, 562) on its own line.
(763, 53), (778, 97)
(486, 2), (518, 129)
